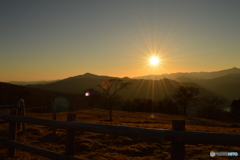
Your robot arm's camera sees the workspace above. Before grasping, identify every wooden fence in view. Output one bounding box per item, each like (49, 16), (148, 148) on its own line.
(0, 110), (240, 159)
(0, 99), (26, 132)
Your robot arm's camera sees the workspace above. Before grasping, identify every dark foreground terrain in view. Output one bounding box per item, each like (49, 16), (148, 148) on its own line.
(0, 108), (239, 160)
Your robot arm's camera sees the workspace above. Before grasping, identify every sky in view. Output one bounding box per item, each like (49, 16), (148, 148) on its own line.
(1, 0), (240, 81)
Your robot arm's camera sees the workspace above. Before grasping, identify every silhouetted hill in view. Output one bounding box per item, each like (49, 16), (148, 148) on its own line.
(133, 67), (240, 101)
(201, 74), (240, 100)
(8, 80), (59, 85)
(176, 76), (195, 82)
(27, 73), (216, 101)
(27, 73), (118, 94)
(134, 67), (240, 80)
(119, 78), (215, 101)
(135, 73), (202, 81)
(191, 67), (240, 79)
(68, 73), (118, 80)
(0, 82), (83, 108)
(172, 73), (240, 101)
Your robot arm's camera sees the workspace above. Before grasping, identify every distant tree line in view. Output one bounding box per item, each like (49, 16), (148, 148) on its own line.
(84, 83), (240, 122)
(3, 80), (240, 122)
(121, 86), (199, 116)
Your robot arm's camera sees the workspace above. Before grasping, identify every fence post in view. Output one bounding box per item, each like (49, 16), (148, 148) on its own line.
(8, 109), (18, 157)
(21, 99), (26, 134)
(171, 120), (185, 160)
(65, 113), (76, 156)
(16, 100), (21, 130)
(52, 99), (57, 135)
(16, 99), (26, 133)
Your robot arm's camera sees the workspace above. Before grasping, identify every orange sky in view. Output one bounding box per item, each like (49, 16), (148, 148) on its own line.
(1, 1), (240, 82)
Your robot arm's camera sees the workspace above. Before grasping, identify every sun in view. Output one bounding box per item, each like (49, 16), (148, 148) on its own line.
(149, 56), (160, 66)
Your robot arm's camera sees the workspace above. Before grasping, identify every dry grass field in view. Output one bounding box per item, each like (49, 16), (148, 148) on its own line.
(0, 108), (240, 160)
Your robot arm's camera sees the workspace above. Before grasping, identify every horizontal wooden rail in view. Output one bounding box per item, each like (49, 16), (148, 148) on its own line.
(0, 137), (84, 160)
(0, 120), (9, 124)
(0, 105), (17, 109)
(1, 113), (240, 147)
(0, 99), (25, 133)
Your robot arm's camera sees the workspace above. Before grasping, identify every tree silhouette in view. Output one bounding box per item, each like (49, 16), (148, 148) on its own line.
(196, 96), (226, 119)
(230, 99), (240, 122)
(99, 79), (131, 121)
(173, 86), (199, 116)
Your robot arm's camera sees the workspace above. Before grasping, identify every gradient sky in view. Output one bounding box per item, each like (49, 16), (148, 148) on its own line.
(1, 0), (240, 81)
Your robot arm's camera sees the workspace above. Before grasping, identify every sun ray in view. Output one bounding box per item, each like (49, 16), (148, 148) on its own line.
(149, 56), (160, 66)
(113, 12), (209, 103)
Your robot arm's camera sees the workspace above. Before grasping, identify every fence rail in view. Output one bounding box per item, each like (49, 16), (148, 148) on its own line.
(0, 100), (240, 160)
(0, 114), (240, 160)
(0, 105), (16, 109)
(1, 113), (240, 146)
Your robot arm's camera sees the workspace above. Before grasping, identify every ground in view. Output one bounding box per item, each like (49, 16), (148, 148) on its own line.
(0, 108), (239, 160)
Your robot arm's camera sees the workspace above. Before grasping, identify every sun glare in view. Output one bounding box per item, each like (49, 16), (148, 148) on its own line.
(149, 56), (160, 66)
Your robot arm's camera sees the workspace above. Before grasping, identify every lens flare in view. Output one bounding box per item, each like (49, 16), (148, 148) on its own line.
(85, 92), (91, 96)
(101, 80), (111, 89)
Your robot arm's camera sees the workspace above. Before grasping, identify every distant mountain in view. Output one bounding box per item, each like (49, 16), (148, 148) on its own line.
(198, 74), (240, 100)
(27, 73), (216, 101)
(172, 73), (240, 101)
(134, 67), (240, 80)
(135, 73), (202, 81)
(27, 73), (118, 94)
(4, 68), (239, 112)
(67, 72), (118, 80)
(191, 67), (240, 79)
(25, 67), (240, 102)
(118, 78), (215, 101)
(8, 80), (59, 85)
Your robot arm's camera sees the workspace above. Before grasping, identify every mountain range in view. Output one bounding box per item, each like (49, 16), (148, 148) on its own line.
(134, 67), (240, 80)
(1, 67), (238, 108)
(132, 67), (240, 101)
(23, 67), (240, 103)
(8, 80), (59, 85)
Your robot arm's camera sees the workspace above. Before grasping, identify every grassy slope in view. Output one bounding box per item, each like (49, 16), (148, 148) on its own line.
(0, 108), (240, 160)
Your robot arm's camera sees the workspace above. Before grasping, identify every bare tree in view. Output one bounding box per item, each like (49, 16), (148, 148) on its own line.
(197, 96), (226, 119)
(99, 79), (131, 121)
(173, 86), (199, 116)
